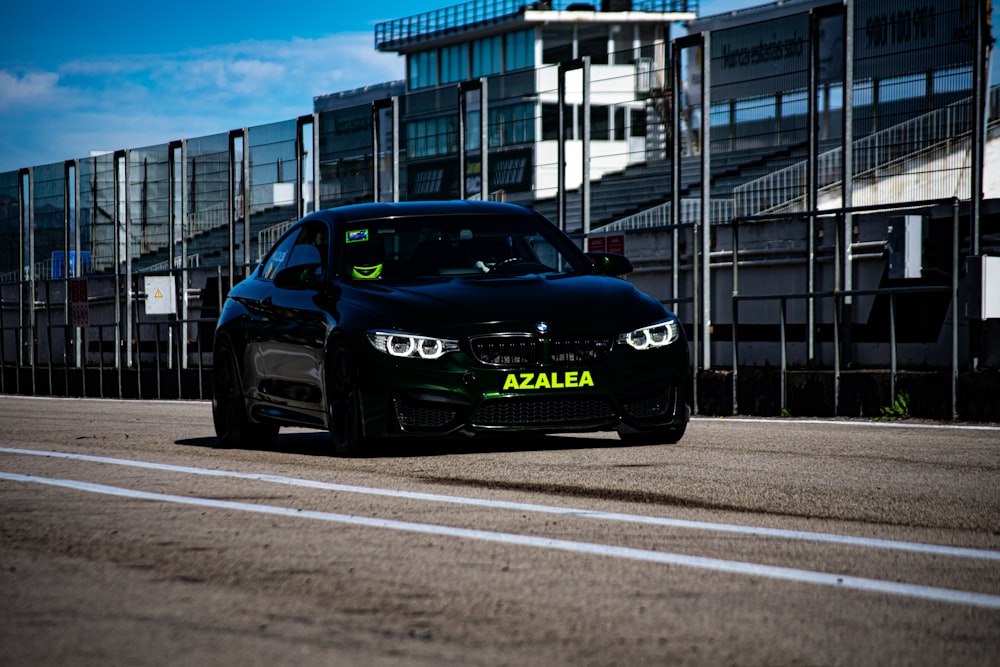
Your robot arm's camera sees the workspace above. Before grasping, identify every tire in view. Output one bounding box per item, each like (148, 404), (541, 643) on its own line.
(326, 344), (367, 456)
(212, 339), (278, 449)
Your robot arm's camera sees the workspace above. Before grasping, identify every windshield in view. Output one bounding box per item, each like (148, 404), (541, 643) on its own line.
(339, 214), (591, 281)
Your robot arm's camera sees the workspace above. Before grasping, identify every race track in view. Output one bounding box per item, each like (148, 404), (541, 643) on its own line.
(1, 396), (998, 666)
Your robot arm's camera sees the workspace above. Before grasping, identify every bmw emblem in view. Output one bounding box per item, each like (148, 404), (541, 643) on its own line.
(535, 322), (549, 334)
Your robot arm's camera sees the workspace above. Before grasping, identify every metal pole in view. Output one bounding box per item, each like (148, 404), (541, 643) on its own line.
(971, 0), (991, 257)
(371, 105), (381, 203)
(806, 8), (822, 366)
(581, 57), (591, 250)
(952, 198), (960, 420)
(242, 129), (250, 269)
(480, 77), (489, 200)
(780, 296), (787, 415)
(298, 114), (313, 214)
(889, 291), (896, 401)
(842, 0), (855, 365)
(312, 112), (322, 212)
(700, 32), (712, 372)
(557, 64), (567, 231)
(391, 101), (400, 202)
(731, 214), (739, 415)
(833, 292), (840, 416)
(179, 141), (189, 372)
(458, 84), (468, 200)
(670, 42), (681, 309)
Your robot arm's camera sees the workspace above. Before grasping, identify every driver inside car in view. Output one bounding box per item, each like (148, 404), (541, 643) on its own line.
(347, 232), (385, 280)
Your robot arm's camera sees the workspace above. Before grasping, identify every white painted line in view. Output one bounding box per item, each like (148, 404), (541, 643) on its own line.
(2, 470), (999, 610)
(691, 417), (1000, 432)
(3, 446), (998, 563)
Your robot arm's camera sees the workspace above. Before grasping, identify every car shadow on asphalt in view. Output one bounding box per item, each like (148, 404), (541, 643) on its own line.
(175, 430), (627, 458)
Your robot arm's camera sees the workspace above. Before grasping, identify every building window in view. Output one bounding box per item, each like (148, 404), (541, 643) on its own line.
(630, 108), (647, 138)
(490, 103), (535, 147)
(590, 105), (610, 140)
(505, 29), (535, 71)
(472, 36), (502, 78)
(614, 107), (626, 140)
(466, 110), (481, 151)
(406, 116), (458, 158)
(441, 43), (469, 84)
(542, 25), (574, 64)
(408, 51), (438, 90)
(542, 103), (574, 141)
(577, 26), (609, 65)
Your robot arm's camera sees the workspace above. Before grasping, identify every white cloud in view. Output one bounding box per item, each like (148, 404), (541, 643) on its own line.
(0, 70), (60, 109)
(0, 32), (404, 171)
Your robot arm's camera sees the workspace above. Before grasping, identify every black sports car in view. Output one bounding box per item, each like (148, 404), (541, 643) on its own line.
(212, 200), (689, 454)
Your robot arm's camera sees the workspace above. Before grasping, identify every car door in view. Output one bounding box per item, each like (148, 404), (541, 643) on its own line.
(247, 220), (333, 424)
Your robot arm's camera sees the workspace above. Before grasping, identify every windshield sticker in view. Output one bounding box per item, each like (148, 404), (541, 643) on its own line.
(502, 371), (594, 391)
(346, 229), (369, 243)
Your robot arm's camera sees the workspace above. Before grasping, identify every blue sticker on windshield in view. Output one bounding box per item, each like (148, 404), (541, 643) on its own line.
(346, 229), (369, 243)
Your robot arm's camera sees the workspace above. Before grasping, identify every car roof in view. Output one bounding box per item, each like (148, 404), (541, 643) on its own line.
(303, 200), (541, 226)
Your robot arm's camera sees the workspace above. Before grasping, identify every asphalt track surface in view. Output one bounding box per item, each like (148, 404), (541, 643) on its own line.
(1, 395), (998, 666)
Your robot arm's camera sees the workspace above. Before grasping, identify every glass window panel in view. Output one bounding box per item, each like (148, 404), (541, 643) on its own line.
(590, 106), (610, 140)
(441, 43), (468, 84)
(542, 26), (573, 64)
(578, 26), (608, 65)
(505, 29), (535, 71)
(473, 36), (501, 78)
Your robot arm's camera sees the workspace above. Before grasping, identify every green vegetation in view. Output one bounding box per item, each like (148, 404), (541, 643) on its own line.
(874, 392), (910, 421)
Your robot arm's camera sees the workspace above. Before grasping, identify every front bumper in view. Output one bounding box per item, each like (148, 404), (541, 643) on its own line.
(354, 337), (689, 439)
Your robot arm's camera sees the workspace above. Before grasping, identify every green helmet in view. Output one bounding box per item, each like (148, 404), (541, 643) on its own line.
(351, 262), (383, 280)
(347, 231), (385, 280)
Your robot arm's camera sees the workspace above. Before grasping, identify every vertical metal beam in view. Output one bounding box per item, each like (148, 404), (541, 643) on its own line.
(971, 0), (992, 256)
(242, 130), (251, 268)
(18, 168), (34, 372)
(390, 100), (400, 202)
(731, 214), (739, 416)
(458, 83), (468, 200)
(370, 104), (387, 203)
(581, 57), (591, 249)
(700, 32), (712, 373)
(557, 58), (587, 232)
(842, 0), (855, 354)
(951, 198), (960, 420)
(670, 40), (681, 311)
(557, 65), (567, 231)
(674, 36), (701, 415)
(480, 77), (489, 201)
(227, 130), (240, 291)
(298, 114), (314, 213)
(120, 150), (132, 371)
(313, 112), (322, 212)
(807, 9), (820, 366)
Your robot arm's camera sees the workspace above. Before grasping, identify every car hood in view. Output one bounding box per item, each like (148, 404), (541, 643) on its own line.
(338, 273), (669, 337)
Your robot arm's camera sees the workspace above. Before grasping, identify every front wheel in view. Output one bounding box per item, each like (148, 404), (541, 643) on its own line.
(326, 345), (367, 456)
(212, 339), (278, 449)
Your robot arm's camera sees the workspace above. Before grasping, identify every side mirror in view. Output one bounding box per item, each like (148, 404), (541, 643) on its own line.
(274, 263), (323, 290)
(587, 252), (633, 277)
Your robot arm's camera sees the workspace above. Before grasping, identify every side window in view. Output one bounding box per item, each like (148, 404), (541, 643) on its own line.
(287, 221), (328, 280)
(258, 221), (329, 283)
(259, 228), (301, 282)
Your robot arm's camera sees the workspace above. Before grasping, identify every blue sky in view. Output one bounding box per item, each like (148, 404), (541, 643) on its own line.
(0, 1), (759, 173)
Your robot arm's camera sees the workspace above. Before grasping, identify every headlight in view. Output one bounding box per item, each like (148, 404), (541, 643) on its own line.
(618, 318), (680, 350)
(367, 331), (460, 360)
